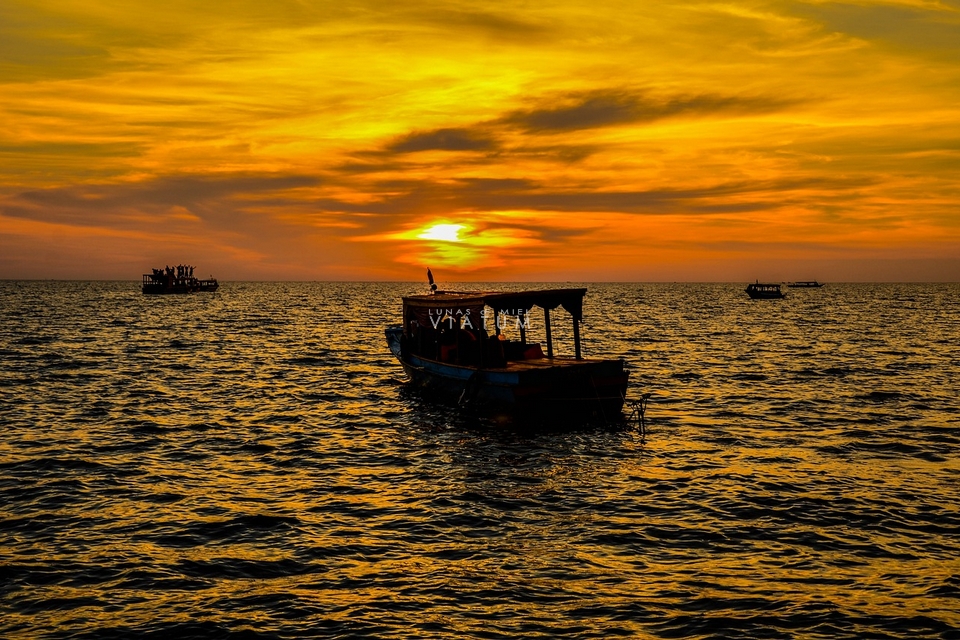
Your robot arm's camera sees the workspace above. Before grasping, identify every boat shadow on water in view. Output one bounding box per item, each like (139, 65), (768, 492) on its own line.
(397, 382), (648, 435)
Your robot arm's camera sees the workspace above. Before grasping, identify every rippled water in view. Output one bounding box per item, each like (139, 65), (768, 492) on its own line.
(1, 281), (958, 639)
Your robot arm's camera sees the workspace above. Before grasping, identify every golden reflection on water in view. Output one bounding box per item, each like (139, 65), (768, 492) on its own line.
(1, 282), (958, 637)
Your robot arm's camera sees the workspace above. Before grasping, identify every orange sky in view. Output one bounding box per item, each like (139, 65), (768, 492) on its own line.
(2, 0), (959, 281)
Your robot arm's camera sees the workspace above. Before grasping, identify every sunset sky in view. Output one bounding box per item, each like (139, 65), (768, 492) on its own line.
(2, 0), (959, 281)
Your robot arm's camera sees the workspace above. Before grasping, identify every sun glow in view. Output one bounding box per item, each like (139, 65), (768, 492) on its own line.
(418, 224), (465, 242)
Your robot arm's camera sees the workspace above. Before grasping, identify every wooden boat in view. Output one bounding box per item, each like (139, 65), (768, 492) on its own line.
(787, 280), (824, 288)
(385, 284), (629, 422)
(142, 265), (219, 294)
(745, 281), (784, 299)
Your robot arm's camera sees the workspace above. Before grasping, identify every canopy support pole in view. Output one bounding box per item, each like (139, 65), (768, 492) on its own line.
(573, 317), (582, 360)
(544, 308), (553, 357)
(478, 319), (485, 368)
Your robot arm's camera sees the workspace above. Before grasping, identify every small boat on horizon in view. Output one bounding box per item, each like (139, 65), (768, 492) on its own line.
(385, 272), (632, 424)
(787, 281), (824, 288)
(745, 281), (784, 299)
(142, 264), (219, 295)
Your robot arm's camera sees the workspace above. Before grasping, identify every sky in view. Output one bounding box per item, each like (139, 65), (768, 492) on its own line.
(1, 0), (959, 281)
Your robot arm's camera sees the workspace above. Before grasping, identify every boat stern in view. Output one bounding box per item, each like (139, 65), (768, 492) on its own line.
(385, 326), (403, 359)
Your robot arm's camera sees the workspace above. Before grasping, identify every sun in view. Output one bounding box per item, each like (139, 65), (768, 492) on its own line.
(418, 223), (465, 242)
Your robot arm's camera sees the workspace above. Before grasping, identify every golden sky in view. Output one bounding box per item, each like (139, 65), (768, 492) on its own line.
(1, 0), (959, 281)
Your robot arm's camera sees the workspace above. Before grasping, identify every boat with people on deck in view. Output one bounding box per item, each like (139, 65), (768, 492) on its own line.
(787, 280), (824, 288)
(142, 264), (219, 295)
(745, 281), (784, 299)
(385, 270), (639, 425)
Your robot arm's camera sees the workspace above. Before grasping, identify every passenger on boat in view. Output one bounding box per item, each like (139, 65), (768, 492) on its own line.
(523, 343), (545, 359)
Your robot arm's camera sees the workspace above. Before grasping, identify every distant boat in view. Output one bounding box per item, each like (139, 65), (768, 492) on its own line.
(787, 281), (824, 288)
(142, 265), (219, 294)
(745, 281), (784, 299)
(385, 279), (630, 422)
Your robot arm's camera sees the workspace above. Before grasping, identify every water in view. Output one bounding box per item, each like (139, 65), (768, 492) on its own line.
(1, 281), (958, 639)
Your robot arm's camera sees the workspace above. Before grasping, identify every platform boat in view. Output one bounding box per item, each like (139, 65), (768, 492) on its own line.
(787, 280), (824, 288)
(745, 281), (784, 299)
(142, 266), (219, 294)
(385, 285), (629, 422)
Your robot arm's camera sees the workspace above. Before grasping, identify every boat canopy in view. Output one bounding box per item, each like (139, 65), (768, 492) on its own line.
(485, 288), (585, 321)
(402, 288), (586, 326)
(402, 287), (590, 360)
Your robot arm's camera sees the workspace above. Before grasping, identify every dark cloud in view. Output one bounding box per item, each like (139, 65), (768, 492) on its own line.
(311, 176), (876, 234)
(354, 87), (794, 173)
(331, 160), (408, 175)
(358, 89), (795, 172)
(508, 143), (598, 163)
(0, 141), (145, 158)
(5, 174), (322, 226)
(502, 90), (797, 132)
(0, 2), (112, 82)
(793, 2), (960, 57)
(339, 140), (594, 175)
(414, 8), (549, 39)
(387, 127), (499, 153)
(1, 168), (875, 246)
(132, 175), (320, 205)
(107, 174), (311, 204)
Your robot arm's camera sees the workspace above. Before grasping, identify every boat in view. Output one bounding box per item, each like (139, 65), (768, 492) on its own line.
(142, 265), (219, 294)
(787, 280), (824, 288)
(385, 277), (630, 423)
(745, 281), (784, 299)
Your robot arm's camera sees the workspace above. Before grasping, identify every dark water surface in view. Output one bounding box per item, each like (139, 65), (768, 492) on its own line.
(1, 281), (958, 639)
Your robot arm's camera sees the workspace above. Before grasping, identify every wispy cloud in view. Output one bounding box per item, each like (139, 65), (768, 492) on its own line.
(386, 128), (500, 153)
(411, 7), (550, 39)
(4, 175), (321, 225)
(501, 90), (798, 132)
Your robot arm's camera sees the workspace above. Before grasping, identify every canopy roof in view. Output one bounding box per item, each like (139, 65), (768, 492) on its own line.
(403, 288), (587, 321)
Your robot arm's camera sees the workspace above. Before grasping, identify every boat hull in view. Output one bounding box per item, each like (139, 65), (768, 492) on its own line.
(386, 328), (628, 422)
(142, 280), (219, 294)
(745, 283), (784, 299)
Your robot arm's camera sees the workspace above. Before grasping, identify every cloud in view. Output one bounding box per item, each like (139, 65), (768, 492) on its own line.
(321, 175), (876, 225)
(3, 174), (322, 227)
(501, 90), (798, 132)
(0, 141), (145, 158)
(386, 127), (500, 153)
(793, 2), (960, 58)
(413, 7), (550, 39)
(353, 87), (794, 171)
(0, 3), (112, 81)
